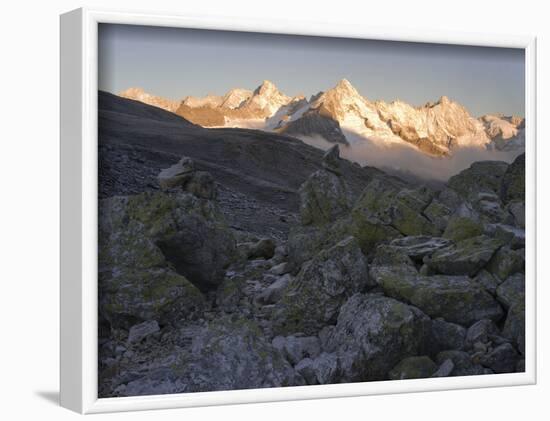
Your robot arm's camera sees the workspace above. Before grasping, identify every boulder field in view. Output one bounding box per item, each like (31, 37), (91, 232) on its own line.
(98, 146), (526, 397)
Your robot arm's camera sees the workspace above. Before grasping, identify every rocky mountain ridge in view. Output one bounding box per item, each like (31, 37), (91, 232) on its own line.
(119, 79), (525, 156)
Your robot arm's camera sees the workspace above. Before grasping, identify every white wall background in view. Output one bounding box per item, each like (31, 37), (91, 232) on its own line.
(1, 0), (547, 419)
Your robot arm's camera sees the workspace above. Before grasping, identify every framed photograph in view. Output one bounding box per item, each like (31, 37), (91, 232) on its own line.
(60, 7), (536, 414)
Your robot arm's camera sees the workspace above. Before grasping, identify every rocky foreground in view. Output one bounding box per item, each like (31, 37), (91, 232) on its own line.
(98, 135), (525, 396)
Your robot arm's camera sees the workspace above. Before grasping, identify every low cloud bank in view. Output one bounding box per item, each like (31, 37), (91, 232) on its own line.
(298, 133), (522, 183)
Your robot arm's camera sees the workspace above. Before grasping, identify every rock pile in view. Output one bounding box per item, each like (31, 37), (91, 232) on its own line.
(98, 152), (526, 397)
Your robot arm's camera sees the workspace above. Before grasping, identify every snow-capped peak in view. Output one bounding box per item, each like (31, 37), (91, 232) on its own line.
(332, 78), (361, 98)
(118, 87), (179, 112)
(254, 80), (279, 95)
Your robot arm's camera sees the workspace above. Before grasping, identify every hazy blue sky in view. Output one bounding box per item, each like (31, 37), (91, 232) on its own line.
(98, 24), (525, 117)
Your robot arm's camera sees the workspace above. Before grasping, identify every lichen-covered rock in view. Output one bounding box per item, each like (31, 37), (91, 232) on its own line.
(473, 270), (501, 295)
(256, 274), (292, 305)
(503, 302), (525, 355)
(184, 170), (217, 199)
(247, 238), (276, 260)
(443, 203), (484, 242)
(487, 247), (524, 281)
(426, 235), (502, 276)
(388, 236), (452, 261)
(431, 359), (455, 377)
(348, 212), (402, 254)
(158, 157), (217, 199)
(429, 318), (466, 354)
(100, 191), (237, 292)
(127, 320), (160, 344)
(273, 237), (370, 335)
(99, 268), (206, 329)
(435, 350), (490, 376)
(501, 153), (525, 203)
(471, 191), (510, 224)
(464, 319), (501, 350)
(371, 244), (416, 267)
(424, 199), (453, 232)
(388, 356), (437, 380)
(295, 353), (340, 385)
(496, 273), (525, 310)
(488, 224), (525, 249)
(507, 201), (525, 228)
(321, 293), (431, 382)
(117, 317), (303, 396)
(443, 215), (485, 242)
(448, 160), (509, 200)
(272, 335), (321, 365)
(371, 265), (503, 325)
(157, 156), (195, 190)
(299, 169), (350, 226)
(479, 343), (519, 373)
(98, 191), (237, 327)
(352, 179), (439, 237)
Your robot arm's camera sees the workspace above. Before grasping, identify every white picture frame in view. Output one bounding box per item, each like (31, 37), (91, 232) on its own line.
(60, 7), (537, 414)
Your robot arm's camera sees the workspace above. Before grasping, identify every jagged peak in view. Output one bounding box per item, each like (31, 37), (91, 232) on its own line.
(254, 80), (279, 95)
(437, 95), (452, 105)
(326, 78), (363, 100)
(119, 87), (146, 96)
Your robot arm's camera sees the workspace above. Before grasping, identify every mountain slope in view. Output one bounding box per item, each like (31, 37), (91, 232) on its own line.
(119, 87), (179, 113)
(99, 90), (386, 238)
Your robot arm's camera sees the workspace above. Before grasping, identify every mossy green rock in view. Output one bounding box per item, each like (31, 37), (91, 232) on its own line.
(448, 160), (509, 199)
(501, 153), (525, 203)
(496, 273), (525, 310)
(443, 215), (484, 242)
(100, 268), (205, 328)
(299, 169), (351, 226)
(371, 265), (504, 325)
(99, 191), (237, 327)
(435, 350), (488, 376)
(502, 301), (525, 355)
(352, 179), (439, 237)
(424, 200), (453, 232)
(273, 236), (370, 335)
(321, 293), (431, 382)
(100, 191), (237, 292)
(120, 317), (302, 396)
(389, 356), (437, 380)
(487, 247), (524, 281)
(427, 235), (502, 276)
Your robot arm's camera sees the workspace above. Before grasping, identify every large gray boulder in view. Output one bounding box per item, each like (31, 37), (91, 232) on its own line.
(503, 302), (525, 355)
(389, 356), (438, 380)
(448, 160), (509, 200)
(157, 156), (195, 190)
(426, 235), (502, 276)
(388, 236), (452, 261)
(99, 191), (237, 327)
(320, 293), (431, 382)
(371, 265), (503, 326)
(501, 153), (525, 203)
(273, 236), (370, 335)
(158, 156), (217, 199)
(435, 350), (490, 376)
(352, 179), (439, 238)
(116, 318), (302, 396)
(487, 247), (524, 281)
(429, 318), (467, 354)
(496, 273), (525, 310)
(298, 169), (351, 226)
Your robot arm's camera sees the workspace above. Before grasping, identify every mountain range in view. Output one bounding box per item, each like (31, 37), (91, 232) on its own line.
(119, 79), (525, 157)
